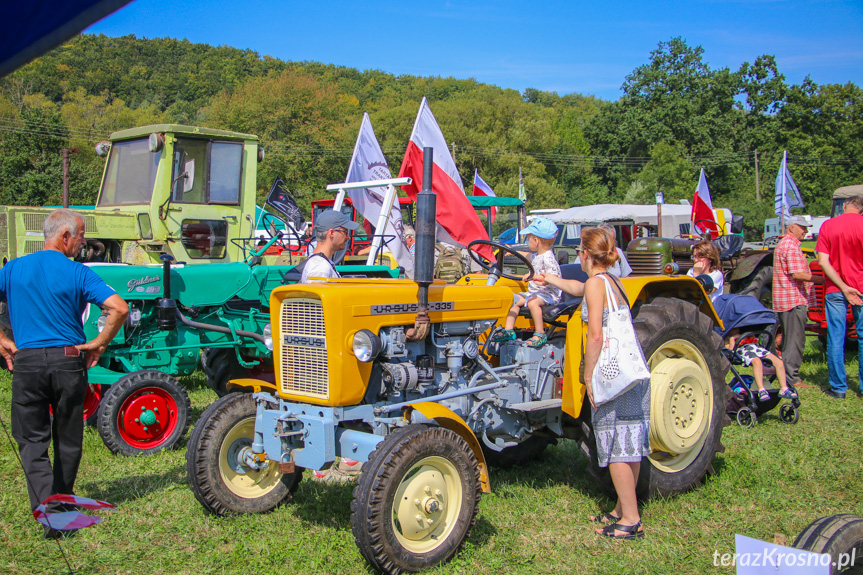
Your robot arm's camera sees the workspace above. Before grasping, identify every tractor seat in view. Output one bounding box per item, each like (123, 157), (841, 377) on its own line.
(712, 234), (744, 260)
(517, 263), (588, 325)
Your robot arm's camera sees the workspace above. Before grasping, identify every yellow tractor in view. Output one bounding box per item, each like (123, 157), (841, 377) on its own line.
(186, 151), (729, 574)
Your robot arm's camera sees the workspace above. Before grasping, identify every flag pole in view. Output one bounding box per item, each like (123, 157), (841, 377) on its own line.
(781, 151), (787, 232)
(366, 183), (399, 266)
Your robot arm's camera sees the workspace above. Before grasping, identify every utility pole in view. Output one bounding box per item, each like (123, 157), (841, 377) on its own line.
(60, 148), (79, 208)
(450, 141), (456, 164)
(754, 150), (761, 201)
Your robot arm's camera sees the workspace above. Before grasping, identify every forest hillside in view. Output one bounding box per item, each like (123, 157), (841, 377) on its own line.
(1, 34), (860, 238)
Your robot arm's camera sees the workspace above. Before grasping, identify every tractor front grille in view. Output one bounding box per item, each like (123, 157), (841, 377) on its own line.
(279, 298), (329, 399)
(24, 240), (44, 254)
(21, 212), (97, 234)
(627, 252), (663, 275)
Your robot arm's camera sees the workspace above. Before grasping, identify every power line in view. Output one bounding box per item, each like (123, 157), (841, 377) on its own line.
(0, 118), (859, 169)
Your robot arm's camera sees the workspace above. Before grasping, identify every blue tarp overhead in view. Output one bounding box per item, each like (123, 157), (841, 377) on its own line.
(0, 1), (132, 78)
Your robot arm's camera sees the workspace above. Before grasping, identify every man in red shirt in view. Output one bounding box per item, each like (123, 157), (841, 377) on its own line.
(773, 216), (823, 391)
(816, 196), (863, 399)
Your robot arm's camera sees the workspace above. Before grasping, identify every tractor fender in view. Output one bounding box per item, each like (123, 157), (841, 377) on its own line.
(623, 276), (722, 327)
(404, 403), (491, 493)
(226, 378), (278, 394)
(730, 251), (773, 282)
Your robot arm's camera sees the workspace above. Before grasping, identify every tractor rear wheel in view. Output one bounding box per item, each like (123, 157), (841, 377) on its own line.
(482, 436), (551, 469)
(97, 370), (191, 456)
(740, 266), (773, 309)
(202, 348), (250, 397)
(579, 297), (730, 499)
(351, 425), (481, 574)
(794, 514), (863, 574)
(186, 393), (301, 516)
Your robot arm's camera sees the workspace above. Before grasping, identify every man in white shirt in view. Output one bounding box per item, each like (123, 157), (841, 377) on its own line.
(300, 210), (359, 283)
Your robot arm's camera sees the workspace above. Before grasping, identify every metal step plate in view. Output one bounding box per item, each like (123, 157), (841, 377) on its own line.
(508, 399), (562, 412)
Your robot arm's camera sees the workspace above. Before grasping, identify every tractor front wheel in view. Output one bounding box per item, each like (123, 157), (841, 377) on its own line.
(97, 370), (191, 456)
(202, 348), (250, 397)
(351, 425), (481, 574)
(83, 384), (103, 427)
(185, 393), (301, 516)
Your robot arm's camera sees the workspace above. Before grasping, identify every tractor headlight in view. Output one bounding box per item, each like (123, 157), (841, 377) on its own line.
(96, 313), (107, 333)
(352, 329), (381, 362)
(263, 323), (273, 351)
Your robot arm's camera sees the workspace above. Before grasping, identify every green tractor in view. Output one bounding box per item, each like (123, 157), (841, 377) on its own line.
(0, 124), (270, 267)
(82, 239), (399, 456)
(0, 124), (405, 455)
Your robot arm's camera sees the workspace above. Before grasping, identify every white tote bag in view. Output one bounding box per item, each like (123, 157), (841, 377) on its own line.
(591, 275), (651, 406)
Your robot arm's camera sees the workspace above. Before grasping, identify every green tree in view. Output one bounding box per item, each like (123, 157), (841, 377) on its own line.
(202, 69), (358, 210)
(0, 107), (68, 205)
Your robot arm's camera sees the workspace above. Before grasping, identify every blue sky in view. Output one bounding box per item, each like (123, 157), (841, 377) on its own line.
(86, 0), (863, 101)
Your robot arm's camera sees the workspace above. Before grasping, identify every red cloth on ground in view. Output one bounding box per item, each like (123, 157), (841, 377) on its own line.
(815, 212), (863, 295)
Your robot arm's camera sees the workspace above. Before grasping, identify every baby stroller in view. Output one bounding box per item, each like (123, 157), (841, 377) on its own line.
(713, 294), (802, 428)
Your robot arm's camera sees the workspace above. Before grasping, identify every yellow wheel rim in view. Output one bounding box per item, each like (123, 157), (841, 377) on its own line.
(218, 416), (282, 498)
(392, 456), (463, 554)
(647, 338), (714, 473)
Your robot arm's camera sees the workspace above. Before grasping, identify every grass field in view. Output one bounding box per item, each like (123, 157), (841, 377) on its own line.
(1, 338), (862, 575)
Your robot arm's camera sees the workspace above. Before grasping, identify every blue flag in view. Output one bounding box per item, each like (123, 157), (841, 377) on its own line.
(774, 151), (804, 218)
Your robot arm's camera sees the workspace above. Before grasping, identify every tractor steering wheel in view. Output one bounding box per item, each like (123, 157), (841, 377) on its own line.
(693, 218), (720, 238)
(261, 212), (303, 251)
(467, 240), (535, 282)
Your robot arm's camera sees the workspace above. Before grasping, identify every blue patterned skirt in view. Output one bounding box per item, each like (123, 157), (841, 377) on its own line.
(592, 378), (651, 467)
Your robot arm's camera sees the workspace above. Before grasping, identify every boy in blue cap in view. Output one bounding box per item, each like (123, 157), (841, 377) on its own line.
(491, 217), (561, 347)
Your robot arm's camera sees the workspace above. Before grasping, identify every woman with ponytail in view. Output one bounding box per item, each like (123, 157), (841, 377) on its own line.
(534, 227), (649, 539)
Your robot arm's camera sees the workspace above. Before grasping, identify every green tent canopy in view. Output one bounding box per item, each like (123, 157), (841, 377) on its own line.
(467, 196), (524, 208)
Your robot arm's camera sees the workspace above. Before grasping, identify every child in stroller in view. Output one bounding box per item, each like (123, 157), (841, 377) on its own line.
(713, 294), (802, 428)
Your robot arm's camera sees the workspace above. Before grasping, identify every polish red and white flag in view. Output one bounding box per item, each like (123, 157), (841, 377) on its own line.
(472, 169), (498, 224)
(398, 98), (494, 261)
(691, 168), (719, 236)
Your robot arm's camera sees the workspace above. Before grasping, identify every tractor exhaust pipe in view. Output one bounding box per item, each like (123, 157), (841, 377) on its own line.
(157, 254), (177, 331)
(406, 147), (436, 341)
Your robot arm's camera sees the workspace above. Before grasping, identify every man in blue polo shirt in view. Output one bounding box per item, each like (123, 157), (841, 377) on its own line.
(0, 209), (127, 537)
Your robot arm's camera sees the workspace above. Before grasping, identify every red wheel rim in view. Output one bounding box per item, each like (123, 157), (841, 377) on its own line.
(83, 384), (102, 421)
(116, 386), (179, 449)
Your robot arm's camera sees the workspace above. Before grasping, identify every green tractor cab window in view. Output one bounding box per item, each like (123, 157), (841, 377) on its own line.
(98, 138), (160, 206)
(172, 139), (242, 205)
(209, 142), (243, 204)
(181, 219), (227, 259)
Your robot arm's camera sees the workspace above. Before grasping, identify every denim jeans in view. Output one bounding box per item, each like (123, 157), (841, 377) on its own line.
(824, 292), (863, 395)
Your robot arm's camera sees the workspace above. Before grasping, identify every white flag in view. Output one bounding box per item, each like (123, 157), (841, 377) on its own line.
(346, 113), (414, 278)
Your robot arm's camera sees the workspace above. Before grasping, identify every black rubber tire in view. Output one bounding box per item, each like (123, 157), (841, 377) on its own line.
(482, 436), (551, 469)
(186, 393), (301, 516)
(578, 297), (731, 499)
(739, 266), (774, 309)
(737, 408), (756, 428)
(793, 514), (863, 574)
(350, 425), (481, 575)
(97, 370), (191, 456)
(780, 404), (800, 424)
(202, 348), (250, 397)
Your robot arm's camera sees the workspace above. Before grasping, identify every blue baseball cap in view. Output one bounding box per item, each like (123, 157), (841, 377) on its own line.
(314, 210), (360, 234)
(521, 217), (558, 240)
